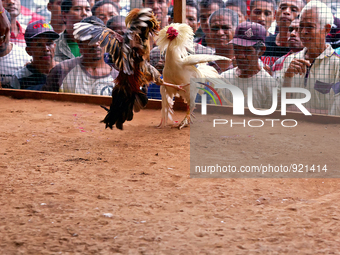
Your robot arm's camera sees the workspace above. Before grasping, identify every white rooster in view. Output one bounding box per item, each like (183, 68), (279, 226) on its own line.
(157, 23), (231, 129)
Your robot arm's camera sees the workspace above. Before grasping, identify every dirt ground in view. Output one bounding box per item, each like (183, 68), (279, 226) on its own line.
(1, 95), (340, 254)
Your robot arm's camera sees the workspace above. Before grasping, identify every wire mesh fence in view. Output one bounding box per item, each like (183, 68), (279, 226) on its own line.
(0, 0), (339, 116)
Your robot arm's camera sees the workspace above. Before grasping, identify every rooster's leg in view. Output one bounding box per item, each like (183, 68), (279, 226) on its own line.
(171, 105), (190, 129)
(157, 118), (165, 128)
(161, 82), (189, 92)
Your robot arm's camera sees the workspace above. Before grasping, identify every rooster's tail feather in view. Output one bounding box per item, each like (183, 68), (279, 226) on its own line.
(101, 88), (149, 130)
(101, 87), (134, 130)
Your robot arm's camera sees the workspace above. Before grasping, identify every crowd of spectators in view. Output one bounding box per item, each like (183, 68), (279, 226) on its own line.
(0, 0), (339, 115)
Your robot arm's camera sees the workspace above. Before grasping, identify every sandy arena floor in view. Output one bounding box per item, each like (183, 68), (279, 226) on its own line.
(1, 96), (340, 254)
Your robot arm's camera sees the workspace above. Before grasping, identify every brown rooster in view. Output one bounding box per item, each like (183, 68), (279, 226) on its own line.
(73, 8), (182, 130)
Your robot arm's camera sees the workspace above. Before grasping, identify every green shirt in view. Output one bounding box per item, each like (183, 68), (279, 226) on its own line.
(67, 40), (81, 58)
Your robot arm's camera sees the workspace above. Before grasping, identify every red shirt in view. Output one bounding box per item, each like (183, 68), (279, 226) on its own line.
(10, 21), (26, 48)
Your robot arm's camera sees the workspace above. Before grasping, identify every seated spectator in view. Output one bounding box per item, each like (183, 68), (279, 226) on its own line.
(44, 16), (118, 95)
(195, 0), (224, 48)
(262, 0), (305, 67)
(2, 0), (25, 47)
(106, 16), (126, 36)
(92, 0), (119, 25)
(54, 0), (92, 62)
(47, 0), (66, 34)
(221, 21), (278, 109)
(0, 9), (31, 88)
(225, 0), (247, 24)
(208, 8), (238, 73)
(247, 0), (276, 36)
(277, 0), (339, 115)
(11, 20), (60, 90)
(272, 17), (303, 73)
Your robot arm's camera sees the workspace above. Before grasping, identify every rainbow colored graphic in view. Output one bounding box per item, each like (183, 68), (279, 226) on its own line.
(197, 82), (222, 105)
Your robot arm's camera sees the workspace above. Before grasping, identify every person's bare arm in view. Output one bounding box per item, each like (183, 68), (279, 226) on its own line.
(0, 1), (10, 39)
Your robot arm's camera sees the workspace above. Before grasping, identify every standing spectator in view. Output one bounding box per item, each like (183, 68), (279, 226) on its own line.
(2, 0), (25, 47)
(186, 0), (199, 34)
(143, 0), (170, 29)
(221, 21), (278, 109)
(11, 20), (60, 90)
(54, 0), (92, 62)
(92, 0), (119, 25)
(44, 16), (118, 95)
(195, 0), (224, 48)
(272, 17), (303, 73)
(149, 0), (215, 74)
(47, 0), (66, 34)
(225, 0), (247, 24)
(106, 15), (126, 36)
(0, 0), (10, 38)
(262, 0), (305, 67)
(209, 8), (239, 73)
(88, 0), (95, 8)
(0, 9), (31, 88)
(248, 0), (276, 36)
(278, 1), (339, 114)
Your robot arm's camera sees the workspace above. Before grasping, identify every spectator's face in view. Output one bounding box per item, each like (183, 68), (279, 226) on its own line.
(88, 0), (95, 8)
(0, 31), (10, 55)
(48, 0), (63, 24)
(288, 19), (303, 50)
(26, 36), (56, 66)
(299, 8), (328, 51)
(233, 44), (259, 71)
(199, 3), (219, 34)
(79, 40), (103, 61)
(210, 14), (235, 50)
(144, 0), (168, 26)
(108, 21), (126, 36)
(226, 6), (246, 24)
(249, 1), (275, 32)
(95, 4), (119, 25)
(2, 0), (21, 18)
(63, 0), (92, 30)
(186, 6), (198, 33)
(276, 0), (304, 29)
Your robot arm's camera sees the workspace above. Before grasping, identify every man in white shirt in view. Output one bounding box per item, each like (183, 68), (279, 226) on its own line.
(44, 16), (118, 95)
(277, 0), (340, 115)
(221, 21), (278, 109)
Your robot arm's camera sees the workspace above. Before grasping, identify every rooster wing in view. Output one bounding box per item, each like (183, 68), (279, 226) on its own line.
(74, 8), (164, 130)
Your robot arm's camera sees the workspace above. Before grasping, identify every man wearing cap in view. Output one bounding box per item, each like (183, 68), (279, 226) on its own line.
(10, 20), (60, 90)
(221, 21), (278, 109)
(0, 8), (31, 88)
